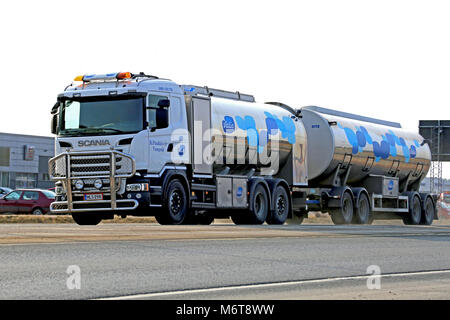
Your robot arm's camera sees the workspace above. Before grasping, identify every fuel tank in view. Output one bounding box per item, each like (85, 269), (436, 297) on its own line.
(300, 106), (431, 189)
(209, 97), (308, 186)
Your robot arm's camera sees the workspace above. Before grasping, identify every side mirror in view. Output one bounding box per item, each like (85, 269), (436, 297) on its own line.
(156, 108), (169, 129)
(51, 114), (59, 134)
(157, 99), (170, 108)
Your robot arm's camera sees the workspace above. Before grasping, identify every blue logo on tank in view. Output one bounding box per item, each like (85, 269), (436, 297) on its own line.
(222, 116), (235, 133)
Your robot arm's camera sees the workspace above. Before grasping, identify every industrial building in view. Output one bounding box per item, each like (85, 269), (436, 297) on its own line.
(0, 132), (54, 189)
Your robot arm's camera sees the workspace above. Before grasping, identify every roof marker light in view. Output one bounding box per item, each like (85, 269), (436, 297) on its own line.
(117, 72), (132, 79)
(73, 72), (132, 82)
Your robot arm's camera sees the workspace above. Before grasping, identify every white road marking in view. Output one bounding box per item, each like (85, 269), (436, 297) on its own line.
(98, 269), (450, 300)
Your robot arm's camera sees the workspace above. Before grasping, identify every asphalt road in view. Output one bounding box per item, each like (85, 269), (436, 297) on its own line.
(0, 223), (449, 299)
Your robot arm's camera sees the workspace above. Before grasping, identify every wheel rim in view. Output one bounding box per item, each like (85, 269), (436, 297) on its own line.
(33, 209), (42, 215)
(169, 189), (183, 216)
(276, 193), (287, 216)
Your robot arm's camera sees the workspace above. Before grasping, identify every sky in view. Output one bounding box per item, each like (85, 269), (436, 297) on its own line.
(1, 0), (449, 176)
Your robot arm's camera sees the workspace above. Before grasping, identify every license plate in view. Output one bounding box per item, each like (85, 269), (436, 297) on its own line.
(84, 193), (103, 201)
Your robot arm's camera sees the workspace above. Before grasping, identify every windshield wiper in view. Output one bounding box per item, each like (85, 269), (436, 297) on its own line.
(81, 127), (126, 133)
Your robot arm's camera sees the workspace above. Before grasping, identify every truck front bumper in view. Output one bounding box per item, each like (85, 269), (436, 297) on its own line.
(48, 150), (136, 214)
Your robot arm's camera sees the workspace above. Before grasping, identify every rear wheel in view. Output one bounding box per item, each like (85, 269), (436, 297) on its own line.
(352, 193), (370, 224)
(420, 196), (435, 225)
(402, 194), (421, 225)
(232, 184), (269, 225)
(72, 213), (102, 225)
(330, 191), (354, 225)
(266, 185), (289, 225)
(32, 207), (44, 215)
(248, 184), (269, 224)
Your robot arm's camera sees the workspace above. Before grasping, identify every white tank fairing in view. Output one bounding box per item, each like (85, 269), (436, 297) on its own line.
(209, 97), (308, 186)
(301, 106), (431, 188)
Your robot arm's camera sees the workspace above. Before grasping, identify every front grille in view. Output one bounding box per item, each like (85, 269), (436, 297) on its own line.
(49, 151), (135, 180)
(70, 154), (126, 176)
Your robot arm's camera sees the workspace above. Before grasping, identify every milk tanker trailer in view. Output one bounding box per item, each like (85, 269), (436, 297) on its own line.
(48, 72), (436, 225)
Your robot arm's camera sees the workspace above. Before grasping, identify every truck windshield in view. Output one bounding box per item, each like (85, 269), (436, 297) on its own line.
(58, 96), (144, 136)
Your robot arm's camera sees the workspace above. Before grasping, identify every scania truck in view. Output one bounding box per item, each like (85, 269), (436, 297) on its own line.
(49, 72), (436, 226)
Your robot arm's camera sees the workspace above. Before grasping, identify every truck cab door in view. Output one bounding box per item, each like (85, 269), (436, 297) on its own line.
(147, 93), (189, 174)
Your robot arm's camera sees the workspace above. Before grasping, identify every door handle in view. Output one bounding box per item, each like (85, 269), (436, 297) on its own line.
(167, 143), (173, 152)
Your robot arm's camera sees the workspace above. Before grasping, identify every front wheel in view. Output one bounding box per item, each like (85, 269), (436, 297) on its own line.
(72, 213), (102, 225)
(156, 179), (188, 225)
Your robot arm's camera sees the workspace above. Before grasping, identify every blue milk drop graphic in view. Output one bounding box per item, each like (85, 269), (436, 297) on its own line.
(337, 123), (421, 163)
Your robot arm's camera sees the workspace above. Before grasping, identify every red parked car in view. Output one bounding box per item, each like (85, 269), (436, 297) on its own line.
(0, 189), (56, 215)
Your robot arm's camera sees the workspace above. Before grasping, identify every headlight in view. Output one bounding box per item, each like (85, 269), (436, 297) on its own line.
(55, 186), (65, 195)
(74, 180), (84, 190)
(94, 179), (103, 189)
(126, 183), (149, 192)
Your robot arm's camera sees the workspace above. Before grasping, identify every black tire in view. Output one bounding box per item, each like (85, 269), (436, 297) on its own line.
(402, 194), (421, 225)
(32, 207), (44, 215)
(248, 184), (269, 224)
(156, 179), (188, 225)
(72, 213), (102, 225)
(420, 196), (435, 225)
(266, 185), (289, 225)
(330, 191), (354, 225)
(352, 193), (370, 224)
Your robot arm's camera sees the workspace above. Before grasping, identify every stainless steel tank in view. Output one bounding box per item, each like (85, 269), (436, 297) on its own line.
(209, 97), (308, 186)
(300, 106), (431, 188)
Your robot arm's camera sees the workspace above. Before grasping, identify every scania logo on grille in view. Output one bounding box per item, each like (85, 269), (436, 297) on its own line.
(78, 140), (111, 147)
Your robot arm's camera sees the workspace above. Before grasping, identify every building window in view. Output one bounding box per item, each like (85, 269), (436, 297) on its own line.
(0, 171), (9, 187)
(0, 147), (10, 167)
(39, 156), (51, 174)
(15, 173), (37, 188)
